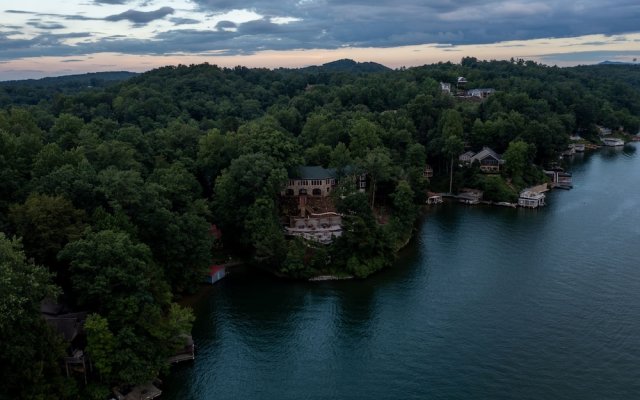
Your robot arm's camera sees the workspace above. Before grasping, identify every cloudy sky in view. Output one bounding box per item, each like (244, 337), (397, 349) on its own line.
(1, 0), (639, 80)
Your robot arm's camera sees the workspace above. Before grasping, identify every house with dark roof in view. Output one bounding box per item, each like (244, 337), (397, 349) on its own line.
(469, 147), (504, 173)
(281, 166), (366, 197)
(281, 166), (337, 197)
(280, 165), (366, 244)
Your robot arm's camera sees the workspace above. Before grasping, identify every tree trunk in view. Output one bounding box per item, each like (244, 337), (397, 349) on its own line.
(371, 179), (376, 209)
(449, 156), (454, 194)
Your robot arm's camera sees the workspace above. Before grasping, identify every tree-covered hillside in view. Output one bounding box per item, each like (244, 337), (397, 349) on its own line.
(1, 58), (639, 399)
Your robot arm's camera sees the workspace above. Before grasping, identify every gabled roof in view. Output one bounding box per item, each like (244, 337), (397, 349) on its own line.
(459, 151), (476, 160)
(292, 166), (337, 180)
(471, 147), (501, 162)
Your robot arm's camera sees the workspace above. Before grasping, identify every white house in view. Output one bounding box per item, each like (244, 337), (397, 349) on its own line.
(467, 88), (495, 98)
(518, 190), (546, 208)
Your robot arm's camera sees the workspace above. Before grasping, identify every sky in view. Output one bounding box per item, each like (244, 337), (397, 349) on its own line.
(1, 0), (639, 80)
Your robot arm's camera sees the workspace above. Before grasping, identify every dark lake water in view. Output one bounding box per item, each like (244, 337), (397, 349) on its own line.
(164, 144), (640, 400)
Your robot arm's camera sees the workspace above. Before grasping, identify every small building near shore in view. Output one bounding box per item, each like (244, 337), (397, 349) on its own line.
(206, 265), (226, 284)
(518, 190), (546, 208)
(544, 169), (573, 189)
(458, 188), (483, 204)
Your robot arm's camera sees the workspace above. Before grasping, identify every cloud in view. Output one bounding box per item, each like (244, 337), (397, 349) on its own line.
(105, 7), (175, 24)
(187, 0), (640, 48)
(27, 21), (67, 30)
(1, 0), (640, 64)
(93, 0), (130, 4)
(170, 17), (201, 25)
(215, 20), (236, 30)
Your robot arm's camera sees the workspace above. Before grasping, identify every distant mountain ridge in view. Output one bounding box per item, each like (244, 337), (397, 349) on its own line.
(0, 71), (138, 106)
(599, 60), (638, 65)
(302, 59), (391, 73)
(1, 71), (137, 85)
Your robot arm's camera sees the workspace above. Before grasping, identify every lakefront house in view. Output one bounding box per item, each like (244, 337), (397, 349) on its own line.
(281, 166), (366, 244)
(459, 147), (504, 173)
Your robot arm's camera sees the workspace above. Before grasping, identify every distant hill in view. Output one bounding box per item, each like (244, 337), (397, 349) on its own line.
(0, 71), (137, 106)
(302, 59), (391, 73)
(599, 60), (638, 65)
(1, 71), (137, 86)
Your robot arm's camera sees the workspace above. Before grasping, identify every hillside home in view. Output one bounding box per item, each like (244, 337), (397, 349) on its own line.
(282, 166), (337, 197)
(461, 147), (503, 173)
(472, 147), (503, 173)
(467, 88), (495, 98)
(440, 82), (452, 94)
(281, 166), (366, 197)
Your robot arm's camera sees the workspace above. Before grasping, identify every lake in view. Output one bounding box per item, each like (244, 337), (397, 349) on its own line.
(164, 144), (640, 400)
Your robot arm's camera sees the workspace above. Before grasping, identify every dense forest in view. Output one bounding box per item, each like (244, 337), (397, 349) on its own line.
(1, 58), (639, 399)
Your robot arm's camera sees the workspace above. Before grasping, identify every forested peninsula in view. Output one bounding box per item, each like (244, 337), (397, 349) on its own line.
(1, 58), (640, 399)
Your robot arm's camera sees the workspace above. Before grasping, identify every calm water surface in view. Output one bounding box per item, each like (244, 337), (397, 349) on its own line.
(165, 144), (640, 399)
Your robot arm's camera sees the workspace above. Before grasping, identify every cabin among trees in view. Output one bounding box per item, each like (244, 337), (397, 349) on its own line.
(459, 147), (504, 173)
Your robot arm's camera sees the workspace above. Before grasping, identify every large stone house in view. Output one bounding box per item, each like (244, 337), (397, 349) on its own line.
(280, 166), (366, 244)
(281, 166), (365, 197)
(281, 166), (337, 197)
